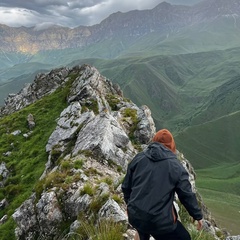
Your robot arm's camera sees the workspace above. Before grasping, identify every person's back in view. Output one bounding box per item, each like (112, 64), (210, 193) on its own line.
(122, 129), (203, 240)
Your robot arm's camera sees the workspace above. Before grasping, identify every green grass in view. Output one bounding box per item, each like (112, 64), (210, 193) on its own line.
(75, 218), (126, 240)
(175, 111), (240, 169)
(194, 163), (240, 235)
(0, 73), (76, 239)
(196, 188), (240, 235)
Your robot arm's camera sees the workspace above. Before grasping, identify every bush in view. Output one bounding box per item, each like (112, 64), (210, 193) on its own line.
(76, 218), (125, 240)
(73, 160), (84, 169)
(80, 183), (95, 196)
(105, 94), (121, 111)
(89, 193), (109, 214)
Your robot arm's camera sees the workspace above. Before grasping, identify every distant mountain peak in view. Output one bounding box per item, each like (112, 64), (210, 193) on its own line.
(154, 1), (172, 10)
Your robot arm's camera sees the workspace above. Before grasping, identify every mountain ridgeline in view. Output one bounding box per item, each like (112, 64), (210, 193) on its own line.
(0, 0), (240, 58)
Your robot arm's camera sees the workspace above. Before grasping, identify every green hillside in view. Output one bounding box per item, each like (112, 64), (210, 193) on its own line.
(77, 48), (240, 131)
(174, 112), (240, 234)
(175, 110), (240, 169)
(0, 75), (76, 238)
(196, 162), (240, 234)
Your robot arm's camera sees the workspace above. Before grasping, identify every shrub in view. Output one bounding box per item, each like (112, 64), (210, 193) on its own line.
(112, 194), (123, 204)
(122, 108), (139, 142)
(35, 171), (67, 199)
(80, 183), (95, 196)
(89, 193), (109, 214)
(73, 160), (84, 169)
(102, 177), (113, 186)
(77, 219), (125, 240)
(190, 228), (216, 240)
(81, 99), (99, 114)
(106, 94), (121, 111)
(51, 148), (62, 163)
(84, 167), (102, 177)
(60, 161), (72, 171)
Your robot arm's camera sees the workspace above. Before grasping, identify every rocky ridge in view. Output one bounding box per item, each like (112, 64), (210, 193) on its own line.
(0, 65), (238, 239)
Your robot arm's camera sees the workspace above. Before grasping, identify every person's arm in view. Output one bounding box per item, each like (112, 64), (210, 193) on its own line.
(175, 165), (203, 224)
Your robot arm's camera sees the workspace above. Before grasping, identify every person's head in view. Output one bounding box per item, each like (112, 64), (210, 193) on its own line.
(152, 129), (176, 153)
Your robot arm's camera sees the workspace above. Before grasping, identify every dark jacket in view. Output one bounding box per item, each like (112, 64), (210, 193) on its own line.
(122, 142), (203, 234)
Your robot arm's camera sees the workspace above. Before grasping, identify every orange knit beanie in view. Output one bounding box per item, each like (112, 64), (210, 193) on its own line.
(152, 129), (176, 153)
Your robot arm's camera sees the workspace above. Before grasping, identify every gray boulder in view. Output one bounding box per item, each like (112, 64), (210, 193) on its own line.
(98, 199), (127, 223)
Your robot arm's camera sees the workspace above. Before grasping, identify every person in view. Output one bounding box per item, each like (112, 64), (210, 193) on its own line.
(122, 129), (203, 240)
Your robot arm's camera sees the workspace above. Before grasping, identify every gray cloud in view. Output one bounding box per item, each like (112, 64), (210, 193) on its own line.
(0, 0), (201, 28)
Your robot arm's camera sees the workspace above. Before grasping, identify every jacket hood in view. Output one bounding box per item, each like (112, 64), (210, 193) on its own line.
(144, 142), (176, 162)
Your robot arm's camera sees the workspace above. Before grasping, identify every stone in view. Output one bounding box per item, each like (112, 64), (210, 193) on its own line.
(226, 236), (240, 240)
(0, 162), (9, 186)
(0, 67), (71, 116)
(27, 114), (35, 129)
(72, 113), (135, 169)
(46, 103), (94, 153)
(134, 105), (156, 144)
(2, 151), (11, 157)
(98, 199), (127, 223)
(0, 198), (8, 210)
(36, 191), (63, 237)
(65, 193), (92, 218)
(12, 194), (38, 239)
(69, 220), (81, 232)
(0, 215), (8, 225)
(11, 130), (21, 136)
(97, 182), (110, 197)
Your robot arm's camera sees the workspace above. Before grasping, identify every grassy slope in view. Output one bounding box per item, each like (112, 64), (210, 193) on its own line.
(196, 163), (240, 235)
(175, 112), (240, 234)
(0, 77), (75, 239)
(174, 111), (240, 169)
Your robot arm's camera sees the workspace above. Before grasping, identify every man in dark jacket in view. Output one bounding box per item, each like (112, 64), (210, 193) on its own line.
(122, 129), (203, 240)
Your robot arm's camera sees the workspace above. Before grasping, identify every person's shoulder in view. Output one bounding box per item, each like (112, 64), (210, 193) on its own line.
(167, 158), (186, 182)
(168, 156), (185, 172)
(132, 151), (145, 162)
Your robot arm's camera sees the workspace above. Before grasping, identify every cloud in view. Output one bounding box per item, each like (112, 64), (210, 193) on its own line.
(0, 0), (200, 28)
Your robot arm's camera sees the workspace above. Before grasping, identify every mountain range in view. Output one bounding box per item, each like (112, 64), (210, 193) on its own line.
(1, 0), (240, 57)
(0, 0), (240, 235)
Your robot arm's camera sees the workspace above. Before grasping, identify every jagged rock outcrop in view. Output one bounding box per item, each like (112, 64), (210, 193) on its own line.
(0, 67), (70, 116)
(0, 162), (9, 187)
(9, 64), (155, 239)
(2, 64), (235, 239)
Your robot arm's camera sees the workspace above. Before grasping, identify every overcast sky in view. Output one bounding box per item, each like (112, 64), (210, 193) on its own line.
(0, 0), (201, 29)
